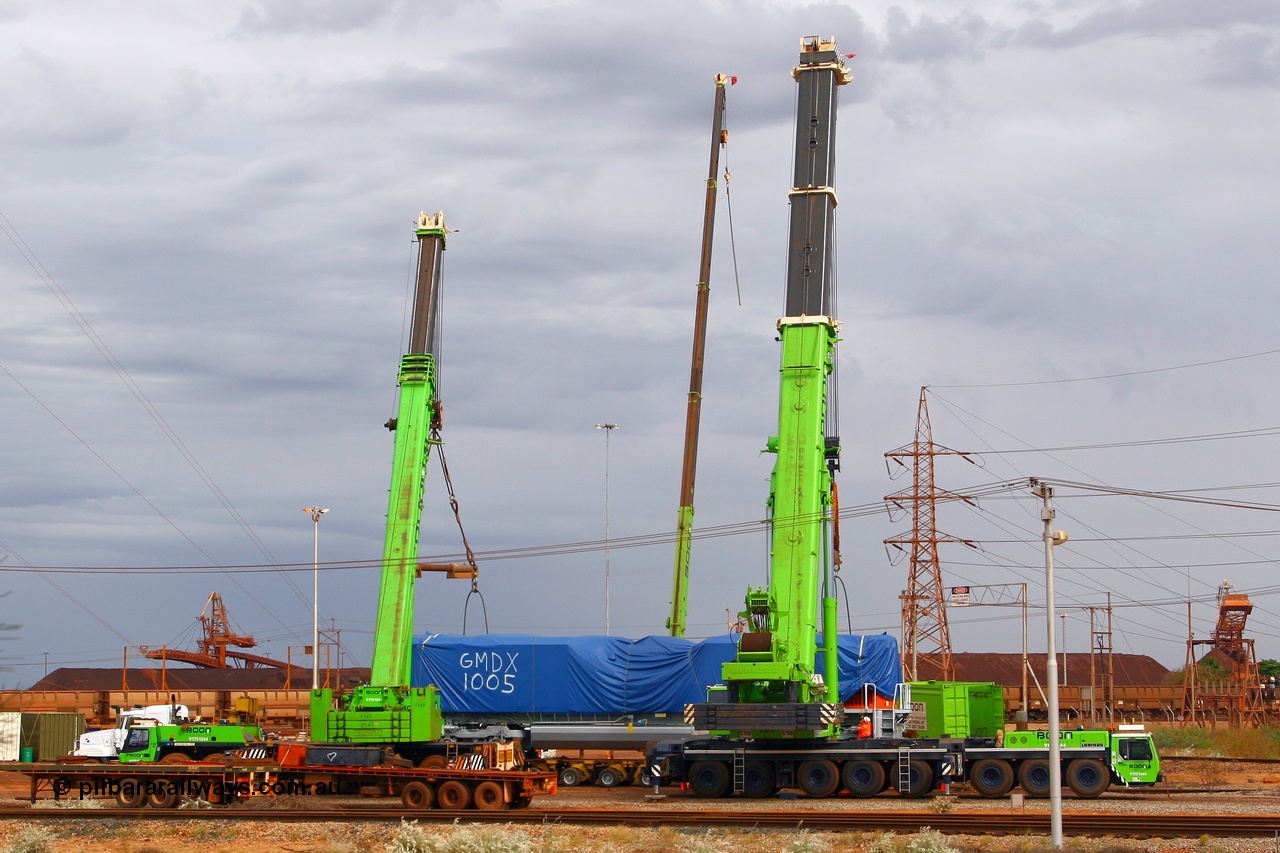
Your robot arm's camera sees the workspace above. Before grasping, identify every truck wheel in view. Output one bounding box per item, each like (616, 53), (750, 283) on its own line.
(741, 760), (775, 799)
(1065, 759), (1111, 798)
(596, 766), (623, 788)
(559, 766), (584, 787)
(474, 781), (507, 811)
(1018, 758), (1052, 798)
(899, 759), (935, 798)
(159, 752), (193, 765)
(400, 781), (434, 810)
(147, 784), (179, 809)
(639, 769), (654, 787)
(115, 779), (145, 809)
(969, 758), (1015, 798)
(842, 759), (885, 798)
(797, 759), (840, 798)
(687, 761), (730, 798)
(437, 780), (472, 810)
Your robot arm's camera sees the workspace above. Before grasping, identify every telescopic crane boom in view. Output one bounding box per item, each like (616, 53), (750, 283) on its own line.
(689, 36), (850, 739)
(310, 213), (451, 744)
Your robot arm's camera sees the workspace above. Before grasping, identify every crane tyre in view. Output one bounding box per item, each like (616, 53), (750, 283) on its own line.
(1018, 759), (1052, 798)
(899, 759), (935, 798)
(741, 760), (776, 799)
(559, 766), (585, 787)
(115, 778), (145, 809)
(437, 780), (472, 810)
(842, 759), (885, 798)
(687, 761), (731, 798)
(418, 755), (448, 770)
(159, 752), (193, 765)
(1065, 759), (1111, 798)
(596, 766), (623, 788)
(400, 781), (434, 810)
(797, 759), (840, 798)
(474, 781), (507, 811)
(969, 759), (1015, 798)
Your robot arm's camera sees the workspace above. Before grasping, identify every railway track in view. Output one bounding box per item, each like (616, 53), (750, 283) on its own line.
(5, 806), (1280, 838)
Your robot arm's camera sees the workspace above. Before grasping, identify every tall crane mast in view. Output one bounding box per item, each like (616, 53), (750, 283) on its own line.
(669, 73), (731, 638)
(691, 37), (850, 738)
(311, 213), (450, 743)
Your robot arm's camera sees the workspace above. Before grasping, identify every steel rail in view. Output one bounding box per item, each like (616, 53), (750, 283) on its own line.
(5, 807), (1280, 837)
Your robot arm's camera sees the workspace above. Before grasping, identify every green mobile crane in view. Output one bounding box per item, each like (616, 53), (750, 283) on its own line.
(686, 36), (851, 737)
(310, 213), (454, 753)
(650, 39), (1163, 801)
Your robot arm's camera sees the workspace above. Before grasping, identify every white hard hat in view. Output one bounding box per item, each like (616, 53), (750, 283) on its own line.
(862, 716), (870, 722)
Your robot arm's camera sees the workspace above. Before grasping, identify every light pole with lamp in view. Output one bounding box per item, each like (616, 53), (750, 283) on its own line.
(595, 424), (619, 635)
(303, 506), (329, 690)
(1034, 481), (1068, 849)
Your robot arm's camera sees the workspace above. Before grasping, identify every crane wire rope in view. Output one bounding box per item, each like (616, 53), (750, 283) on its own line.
(431, 426), (487, 635)
(718, 95), (744, 307)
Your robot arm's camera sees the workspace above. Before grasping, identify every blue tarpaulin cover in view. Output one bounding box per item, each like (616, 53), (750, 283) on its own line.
(413, 633), (901, 715)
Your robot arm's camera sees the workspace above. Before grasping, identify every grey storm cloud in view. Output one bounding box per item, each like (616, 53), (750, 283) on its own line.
(2, 1), (1280, 688)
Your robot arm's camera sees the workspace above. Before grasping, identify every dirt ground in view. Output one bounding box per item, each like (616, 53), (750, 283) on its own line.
(0, 763), (1272, 853)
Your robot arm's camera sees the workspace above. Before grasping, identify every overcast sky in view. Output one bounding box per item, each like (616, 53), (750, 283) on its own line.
(3, 1), (1280, 689)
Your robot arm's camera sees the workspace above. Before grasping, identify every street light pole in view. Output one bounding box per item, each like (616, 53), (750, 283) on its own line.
(1034, 481), (1068, 849)
(303, 506), (329, 690)
(595, 424), (620, 635)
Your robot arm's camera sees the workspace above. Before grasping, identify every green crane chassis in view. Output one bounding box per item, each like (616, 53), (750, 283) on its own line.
(647, 729), (1160, 800)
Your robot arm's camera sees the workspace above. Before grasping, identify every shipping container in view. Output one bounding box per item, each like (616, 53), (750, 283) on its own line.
(19, 713), (87, 761)
(0, 713), (20, 761)
(907, 681), (1004, 738)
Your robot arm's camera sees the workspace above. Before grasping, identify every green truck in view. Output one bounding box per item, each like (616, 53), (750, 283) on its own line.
(116, 720), (266, 764)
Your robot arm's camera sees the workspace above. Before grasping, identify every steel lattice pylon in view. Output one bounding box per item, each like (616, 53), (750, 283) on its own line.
(884, 388), (974, 682)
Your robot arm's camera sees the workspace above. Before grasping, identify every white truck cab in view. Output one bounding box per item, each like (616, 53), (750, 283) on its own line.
(73, 703), (191, 759)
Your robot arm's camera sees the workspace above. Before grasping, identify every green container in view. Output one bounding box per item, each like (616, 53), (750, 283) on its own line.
(907, 681), (1005, 738)
(19, 746), (33, 763)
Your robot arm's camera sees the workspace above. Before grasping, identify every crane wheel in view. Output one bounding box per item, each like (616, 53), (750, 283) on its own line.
(797, 759), (840, 798)
(899, 760), (935, 798)
(159, 752), (193, 765)
(418, 755), (448, 770)
(437, 780), (472, 810)
(969, 759), (1015, 798)
(687, 761), (730, 798)
(1065, 759), (1111, 798)
(741, 761), (776, 799)
(842, 760), (885, 798)
(1018, 759), (1052, 798)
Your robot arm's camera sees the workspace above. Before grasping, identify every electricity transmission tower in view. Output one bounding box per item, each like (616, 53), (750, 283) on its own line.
(885, 387), (976, 682)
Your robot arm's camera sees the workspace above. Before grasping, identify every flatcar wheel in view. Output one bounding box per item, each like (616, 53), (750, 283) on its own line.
(115, 779), (145, 809)
(437, 780), (472, 810)
(400, 781), (434, 810)
(473, 781), (507, 811)
(147, 784), (180, 809)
